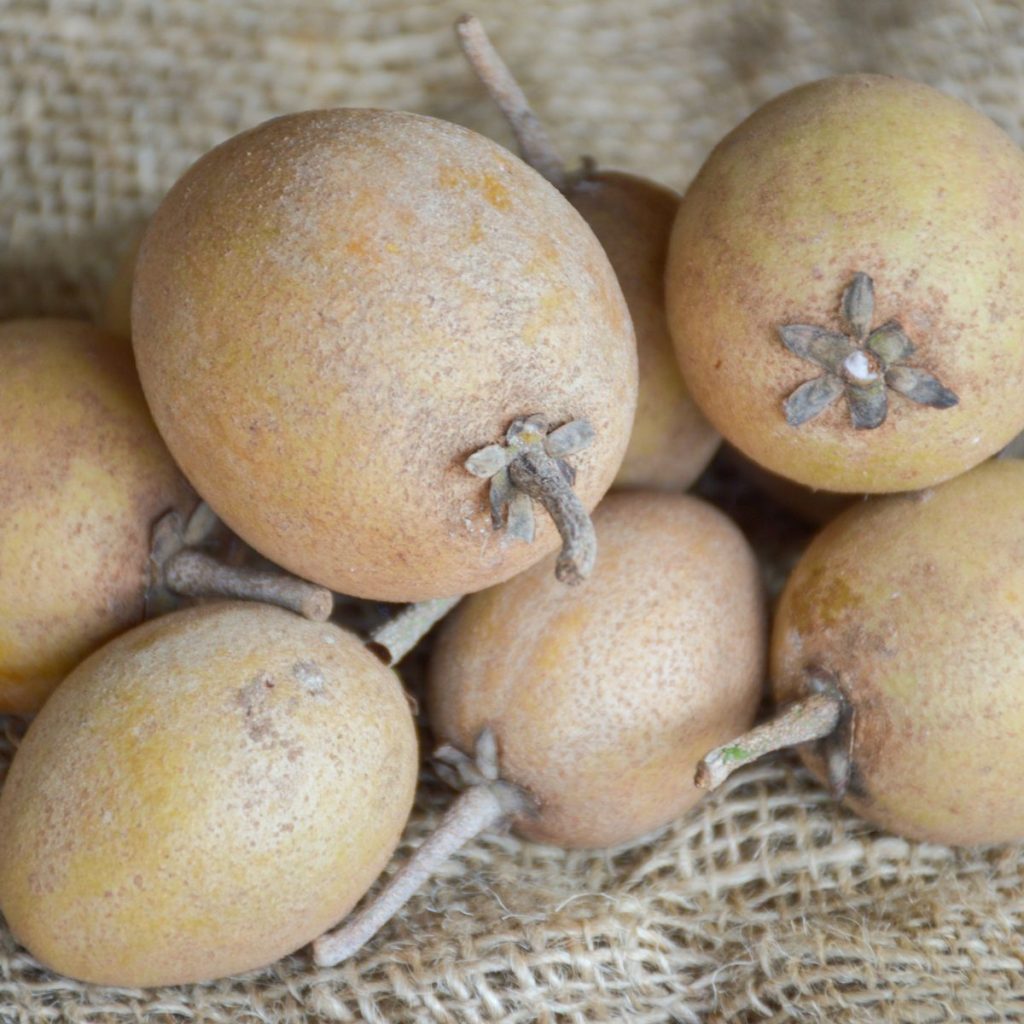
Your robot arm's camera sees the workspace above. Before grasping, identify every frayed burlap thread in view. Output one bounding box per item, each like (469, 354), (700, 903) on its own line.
(4, 1), (1024, 1021)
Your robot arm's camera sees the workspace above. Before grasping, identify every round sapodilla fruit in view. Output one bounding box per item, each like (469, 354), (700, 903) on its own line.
(697, 459), (1024, 846)
(0, 319), (334, 716)
(457, 16), (718, 491)
(313, 490), (766, 963)
(0, 319), (194, 714)
(666, 74), (1024, 493)
(0, 602), (418, 987)
(131, 107), (637, 600)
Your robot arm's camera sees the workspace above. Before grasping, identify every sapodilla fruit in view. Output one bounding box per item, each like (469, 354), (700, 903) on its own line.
(0, 318), (334, 716)
(697, 459), (1024, 846)
(313, 490), (766, 963)
(0, 602), (418, 986)
(666, 74), (1024, 493)
(457, 15), (718, 492)
(132, 107), (638, 601)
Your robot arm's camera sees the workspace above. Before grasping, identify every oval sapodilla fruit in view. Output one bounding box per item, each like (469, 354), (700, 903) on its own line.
(132, 108), (637, 602)
(0, 319), (194, 715)
(0, 602), (418, 987)
(312, 490), (765, 964)
(667, 74), (1024, 493)
(698, 459), (1024, 846)
(570, 172), (720, 492)
(456, 15), (718, 492)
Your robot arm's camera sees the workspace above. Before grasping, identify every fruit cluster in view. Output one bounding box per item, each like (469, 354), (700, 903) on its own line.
(3, 15), (1024, 990)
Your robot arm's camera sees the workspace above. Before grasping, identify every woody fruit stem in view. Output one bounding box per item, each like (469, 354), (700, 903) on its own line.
(455, 14), (567, 189)
(694, 690), (844, 790)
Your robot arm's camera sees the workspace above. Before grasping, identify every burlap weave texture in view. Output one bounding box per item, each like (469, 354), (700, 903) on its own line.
(3, 1), (1024, 1020)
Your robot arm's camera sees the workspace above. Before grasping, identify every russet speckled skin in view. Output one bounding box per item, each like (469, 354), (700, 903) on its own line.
(132, 109), (637, 601)
(772, 460), (1024, 845)
(428, 491), (766, 849)
(0, 603), (418, 987)
(568, 171), (719, 492)
(667, 75), (1024, 493)
(0, 319), (195, 714)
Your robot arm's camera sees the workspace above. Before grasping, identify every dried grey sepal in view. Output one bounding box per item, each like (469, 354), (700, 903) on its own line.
(779, 271), (958, 431)
(546, 419), (595, 458)
(464, 414), (597, 584)
(475, 728), (501, 781)
(506, 490), (536, 543)
(488, 467), (513, 529)
(432, 728), (505, 792)
(885, 365), (959, 409)
(783, 374), (845, 426)
(847, 379), (888, 430)
(465, 444), (508, 478)
(842, 272), (874, 340)
(182, 501), (221, 547)
(866, 321), (915, 364)
(808, 668), (855, 800)
(778, 325), (854, 372)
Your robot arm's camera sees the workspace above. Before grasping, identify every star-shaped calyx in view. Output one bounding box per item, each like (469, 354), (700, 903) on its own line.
(465, 414), (597, 584)
(780, 272), (959, 430)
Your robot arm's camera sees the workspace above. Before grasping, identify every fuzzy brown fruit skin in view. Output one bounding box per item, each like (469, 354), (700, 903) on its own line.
(772, 459), (1024, 845)
(0, 319), (194, 715)
(667, 74), (1024, 493)
(132, 109), (637, 602)
(0, 602), (418, 987)
(429, 491), (766, 848)
(567, 171), (718, 491)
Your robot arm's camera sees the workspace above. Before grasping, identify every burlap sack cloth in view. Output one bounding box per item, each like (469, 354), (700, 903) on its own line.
(4, 1), (1024, 1020)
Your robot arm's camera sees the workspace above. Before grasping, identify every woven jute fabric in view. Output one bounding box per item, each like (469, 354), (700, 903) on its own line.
(4, 1), (1024, 1021)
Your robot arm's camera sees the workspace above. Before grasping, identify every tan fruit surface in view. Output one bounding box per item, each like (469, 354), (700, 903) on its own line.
(0, 318), (194, 715)
(0, 602), (418, 986)
(429, 490), (766, 848)
(668, 74), (1024, 493)
(133, 109), (637, 602)
(569, 170), (719, 492)
(773, 459), (1024, 844)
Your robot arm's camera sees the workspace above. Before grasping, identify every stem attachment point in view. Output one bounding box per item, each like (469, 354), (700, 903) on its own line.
(695, 672), (845, 791)
(465, 415), (598, 585)
(312, 728), (533, 966)
(148, 509), (334, 621)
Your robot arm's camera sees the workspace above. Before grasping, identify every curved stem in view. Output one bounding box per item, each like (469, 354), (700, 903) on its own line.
(163, 549), (333, 622)
(367, 596), (462, 666)
(312, 784), (508, 966)
(695, 690), (844, 791)
(455, 14), (567, 189)
(508, 451), (596, 584)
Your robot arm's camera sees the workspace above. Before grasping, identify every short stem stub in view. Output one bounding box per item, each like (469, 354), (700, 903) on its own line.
(163, 549), (334, 622)
(695, 687), (845, 791)
(455, 14), (567, 190)
(313, 728), (534, 965)
(368, 596), (462, 666)
(147, 508), (334, 622)
(465, 415), (598, 586)
(508, 450), (595, 584)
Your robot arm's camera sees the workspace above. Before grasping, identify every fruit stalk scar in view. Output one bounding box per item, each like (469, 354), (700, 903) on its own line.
(694, 685), (844, 790)
(367, 596), (462, 666)
(455, 14), (567, 189)
(466, 415), (598, 585)
(312, 728), (534, 965)
(148, 508), (334, 622)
